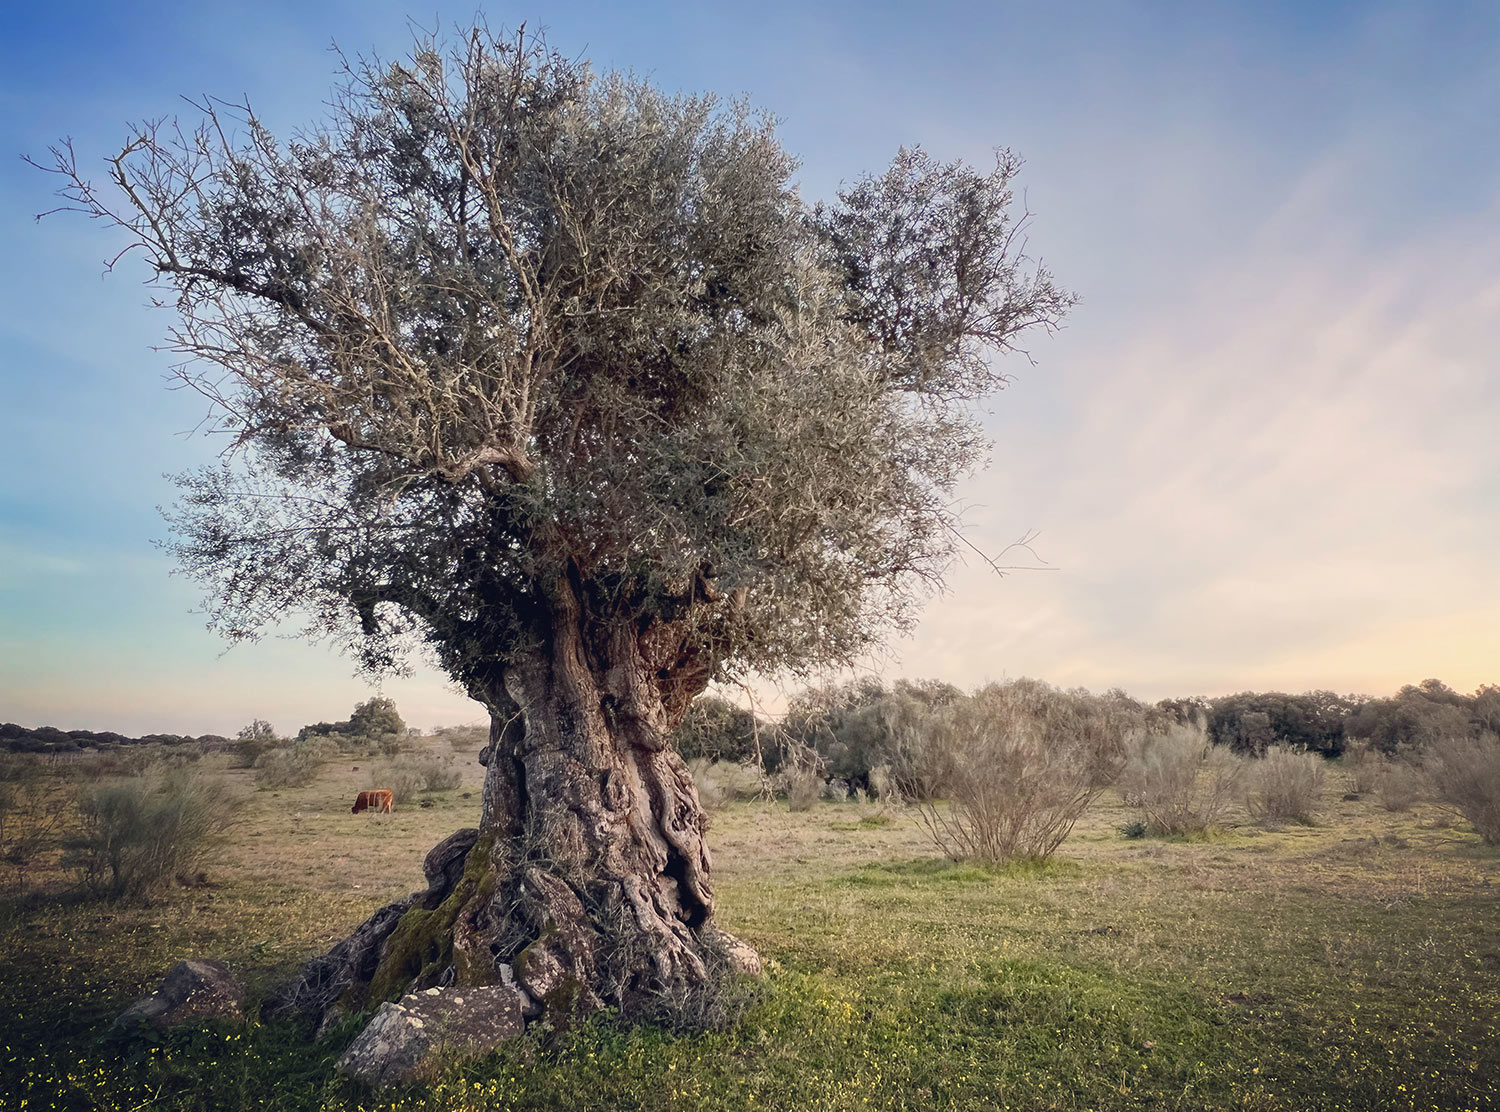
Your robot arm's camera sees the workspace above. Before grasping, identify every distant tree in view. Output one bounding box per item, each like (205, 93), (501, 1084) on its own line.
(347, 696), (406, 742)
(1208, 691), (1354, 757)
(44, 25), (1070, 1025)
(1345, 680), (1478, 753)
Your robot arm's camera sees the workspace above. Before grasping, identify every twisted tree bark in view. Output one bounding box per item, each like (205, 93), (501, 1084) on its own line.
(266, 578), (753, 1032)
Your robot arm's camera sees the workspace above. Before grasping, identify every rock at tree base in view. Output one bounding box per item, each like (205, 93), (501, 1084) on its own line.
(336, 984), (527, 1088)
(705, 927), (763, 976)
(114, 959), (244, 1030)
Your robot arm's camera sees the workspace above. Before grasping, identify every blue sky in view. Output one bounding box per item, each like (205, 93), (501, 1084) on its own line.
(2, 2), (1497, 734)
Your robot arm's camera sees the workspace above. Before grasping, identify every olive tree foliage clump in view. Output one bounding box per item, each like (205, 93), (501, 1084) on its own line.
(42, 25), (1071, 1026)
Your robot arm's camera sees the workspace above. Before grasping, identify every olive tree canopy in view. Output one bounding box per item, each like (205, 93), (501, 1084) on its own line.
(44, 25), (1071, 1030)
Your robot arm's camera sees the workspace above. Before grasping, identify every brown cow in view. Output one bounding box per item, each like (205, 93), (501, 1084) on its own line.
(351, 789), (394, 814)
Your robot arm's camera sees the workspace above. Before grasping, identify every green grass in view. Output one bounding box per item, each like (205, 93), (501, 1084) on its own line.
(2, 752), (1497, 1110)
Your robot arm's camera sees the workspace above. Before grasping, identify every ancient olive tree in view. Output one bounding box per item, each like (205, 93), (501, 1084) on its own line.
(44, 27), (1072, 1026)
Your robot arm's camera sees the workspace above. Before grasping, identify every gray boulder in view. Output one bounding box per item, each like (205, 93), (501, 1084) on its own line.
(336, 984), (527, 1088)
(115, 959), (244, 1030)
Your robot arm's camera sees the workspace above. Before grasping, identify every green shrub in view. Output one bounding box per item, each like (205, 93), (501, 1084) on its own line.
(1423, 735), (1500, 843)
(69, 770), (237, 901)
(1246, 746), (1325, 825)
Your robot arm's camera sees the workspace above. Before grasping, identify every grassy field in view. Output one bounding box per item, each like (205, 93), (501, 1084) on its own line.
(2, 745), (1497, 1111)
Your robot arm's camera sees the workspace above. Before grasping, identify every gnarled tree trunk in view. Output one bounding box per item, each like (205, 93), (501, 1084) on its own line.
(265, 578), (754, 1032)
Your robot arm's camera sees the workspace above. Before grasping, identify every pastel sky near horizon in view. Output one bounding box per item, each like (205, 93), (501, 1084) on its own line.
(2, 1), (1497, 737)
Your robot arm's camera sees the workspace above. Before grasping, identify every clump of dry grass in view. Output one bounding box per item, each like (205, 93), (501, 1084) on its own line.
(1423, 734), (1500, 844)
(1246, 746), (1325, 825)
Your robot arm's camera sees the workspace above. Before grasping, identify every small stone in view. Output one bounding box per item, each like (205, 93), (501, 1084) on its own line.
(114, 959), (244, 1031)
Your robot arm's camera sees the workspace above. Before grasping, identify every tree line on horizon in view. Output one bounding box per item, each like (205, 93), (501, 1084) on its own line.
(3, 676), (1495, 760)
(673, 676), (1500, 786)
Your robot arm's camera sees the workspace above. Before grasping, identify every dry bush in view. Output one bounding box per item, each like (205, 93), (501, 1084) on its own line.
(1246, 746), (1326, 825)
(773, 737), (825, 812)
(1343, 739), (1384, 796)
(868, 763), (901, 806)
(1422, 735), (1500, 844)
(1118, 724), (1246, 835)
(781, 767), (823, 812)
(904, 680), (1128, 863)
(1375, 760), (1425, 812)
(376, 755), (461, 803)
(687, 759), (763, 813)
(253, 743), (325, 789)
(372, 732), (409, 758)
(419, 756), (463, 792)
(69, 770), (237, 901)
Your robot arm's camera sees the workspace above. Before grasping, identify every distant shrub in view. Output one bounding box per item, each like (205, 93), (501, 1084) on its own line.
(377, 755), (461, 803)
(419, 757), (463, 792)
(904, 680), (1129, 863)
(1422, 735), (1500, 844)
(0, 758), (74, 897)
(687, 759), (762, 812)
(1343, 739), (1384, 796)
(868, 763), (901, 806)
(232, 720), (281, 769)
(1120, 819), (1147, 839)
(1118, 724), (1246, 835)
(674, 696), (765, 765)
(431, 723), (489, 752)
(253, 743), (325, 789)
(373, 732), (409, 758)
(780, 767), (823, 813)
(1246, 746), (1326, 825)
(1375, 760), (1425, 812)
(71, 747), (161, 779)
(69, 770), (237, 901)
